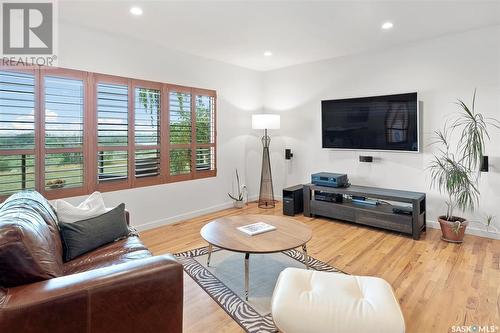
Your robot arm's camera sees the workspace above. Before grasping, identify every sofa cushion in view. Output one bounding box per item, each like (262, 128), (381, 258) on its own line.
(59, 203), (130, 261)
(63, 236), (152, 275)
(0, 191), (63, 287)
(54, 191), (107, 223)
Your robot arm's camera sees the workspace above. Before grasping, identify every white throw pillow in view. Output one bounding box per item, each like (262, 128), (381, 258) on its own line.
(55, 191), (107, 223)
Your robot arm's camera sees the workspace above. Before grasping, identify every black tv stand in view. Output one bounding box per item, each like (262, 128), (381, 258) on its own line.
(303, 184), (426, 239)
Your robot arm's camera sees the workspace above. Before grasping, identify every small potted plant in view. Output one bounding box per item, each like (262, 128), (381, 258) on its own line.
(485, 215), (496, 233)
(228, 169), (247, 208)
(428, 90), (498, 242)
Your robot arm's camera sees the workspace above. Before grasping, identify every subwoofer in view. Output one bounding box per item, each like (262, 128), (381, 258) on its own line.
(283, 185), (303, 216)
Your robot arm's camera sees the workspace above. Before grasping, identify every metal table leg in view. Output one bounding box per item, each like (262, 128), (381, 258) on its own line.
(245, 252), (250, 301)
(302, 244), (309, 270)
(207, 244), (213, 267)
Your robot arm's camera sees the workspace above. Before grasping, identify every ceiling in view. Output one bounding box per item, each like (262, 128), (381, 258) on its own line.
(59, 1), (500, 71)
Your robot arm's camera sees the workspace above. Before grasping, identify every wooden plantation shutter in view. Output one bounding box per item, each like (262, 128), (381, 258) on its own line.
(133, 81), (162, 186)
(194, 89), (216, 178)
(0, 68), (37, 198)
(95, 75), (131, 191)
(168, 86), (192, 180)
(0, 64), (217, 202)
(40, 68), (88, 199)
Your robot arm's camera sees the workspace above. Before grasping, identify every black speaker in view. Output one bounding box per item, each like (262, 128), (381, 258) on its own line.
(283, 185), (303, 216)
(359, 155), (373, 162)
(285, 148), (293, 160)
(480, 155), (489, 172)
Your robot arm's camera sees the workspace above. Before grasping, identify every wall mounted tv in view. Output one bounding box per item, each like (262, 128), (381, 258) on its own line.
(322, 92), (419, 152)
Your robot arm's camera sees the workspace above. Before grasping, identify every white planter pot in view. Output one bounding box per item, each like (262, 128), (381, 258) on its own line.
(233, 201), (244, 208)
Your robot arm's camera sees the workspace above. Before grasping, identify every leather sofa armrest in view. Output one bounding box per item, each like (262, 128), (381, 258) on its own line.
(0, 255), (183, 333)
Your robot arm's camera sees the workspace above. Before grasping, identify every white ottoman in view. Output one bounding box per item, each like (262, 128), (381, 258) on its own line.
(271, 268), (405, 333)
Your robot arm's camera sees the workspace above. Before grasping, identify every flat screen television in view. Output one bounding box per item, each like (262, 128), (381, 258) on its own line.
(322, 92), (419, 152)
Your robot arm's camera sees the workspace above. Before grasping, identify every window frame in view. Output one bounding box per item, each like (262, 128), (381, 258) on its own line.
(93, 73), (132, 193)
(193, 88), (217, 180)
(39, 67), (89, 200)
(168, 84), (194, 182)
(0, 64), (39, 197)
(132, 79), (164, 187)
(0, 65), (217, 202)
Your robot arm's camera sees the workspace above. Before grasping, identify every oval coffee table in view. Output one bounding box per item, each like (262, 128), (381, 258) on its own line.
(200, 214), (312, 300)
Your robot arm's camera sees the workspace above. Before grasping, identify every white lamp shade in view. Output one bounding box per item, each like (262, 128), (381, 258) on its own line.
(252, 114), (280, 130)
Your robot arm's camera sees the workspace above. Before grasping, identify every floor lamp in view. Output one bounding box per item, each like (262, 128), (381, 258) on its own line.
(252, 114), (280, 209)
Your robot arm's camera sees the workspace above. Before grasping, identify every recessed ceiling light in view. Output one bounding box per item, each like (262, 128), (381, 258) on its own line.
(263, 51), (273, 57)
(130, 6), (143, 16)
(381, 21), (394, 30)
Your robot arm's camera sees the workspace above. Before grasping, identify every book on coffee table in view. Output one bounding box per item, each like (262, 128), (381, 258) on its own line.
(237, 222), (276, 236)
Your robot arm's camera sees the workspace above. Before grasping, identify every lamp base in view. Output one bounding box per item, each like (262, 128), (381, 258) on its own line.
(258, 200), (276, 209)
(258, 131), (275, 209)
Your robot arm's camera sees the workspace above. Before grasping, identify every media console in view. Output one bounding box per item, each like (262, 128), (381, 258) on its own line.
(303, 184), (426, 239)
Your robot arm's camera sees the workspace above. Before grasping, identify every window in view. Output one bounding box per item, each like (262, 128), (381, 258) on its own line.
(0, 65), (216, 201)
(195, 92), (216, 172)
(42, 71), (87, 197)
(96, 77), (130, 189)
(169, 89), (192, 177)
(0, 69), (36, 196)
(134, 83), (162, 185)
(168, 88), (217, 179)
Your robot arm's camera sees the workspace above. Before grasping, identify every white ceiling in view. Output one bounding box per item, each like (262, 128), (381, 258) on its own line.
(60, 1), (500, 71)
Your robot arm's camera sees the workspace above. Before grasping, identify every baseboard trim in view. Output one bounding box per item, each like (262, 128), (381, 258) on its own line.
(135, 195), (261, 232)
(135, 201), (234, 231)
(426, 219), (500, 240)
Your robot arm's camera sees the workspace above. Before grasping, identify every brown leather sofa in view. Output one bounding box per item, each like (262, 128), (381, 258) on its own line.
(0, 191), (183, 333)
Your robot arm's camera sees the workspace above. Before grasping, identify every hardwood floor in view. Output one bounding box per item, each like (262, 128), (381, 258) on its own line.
(141, 202), (500, 333)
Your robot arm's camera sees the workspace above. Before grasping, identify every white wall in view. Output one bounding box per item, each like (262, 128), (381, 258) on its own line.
(57, 22), (263, 230)
(262, 25), (500, 238)
(56, 22), (500, 239)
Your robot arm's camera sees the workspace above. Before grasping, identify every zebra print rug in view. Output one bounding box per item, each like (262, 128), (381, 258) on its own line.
(175, 246), (344, 333)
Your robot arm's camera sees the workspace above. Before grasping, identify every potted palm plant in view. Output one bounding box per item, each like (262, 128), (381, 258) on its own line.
(228, 169), (247, 208)
(429, 90), (498, 242)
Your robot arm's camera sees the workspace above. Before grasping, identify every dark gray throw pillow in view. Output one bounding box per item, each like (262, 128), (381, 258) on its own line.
(59, 203), (129, 261)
